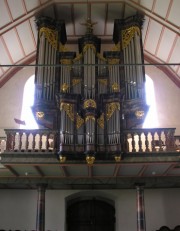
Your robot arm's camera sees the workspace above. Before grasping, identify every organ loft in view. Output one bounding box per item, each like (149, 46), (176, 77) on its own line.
(32, 14), (148, 164)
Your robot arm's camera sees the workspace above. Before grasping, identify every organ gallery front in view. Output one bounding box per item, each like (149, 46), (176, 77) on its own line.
(32, 14), (148, 163)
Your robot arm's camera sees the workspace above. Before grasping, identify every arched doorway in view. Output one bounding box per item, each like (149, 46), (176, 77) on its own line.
(66, 198), (115, 231)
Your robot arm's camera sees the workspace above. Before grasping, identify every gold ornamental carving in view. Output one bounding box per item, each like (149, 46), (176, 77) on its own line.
(83, 44), (96, 54)
(84, 99), (97, 109)
(112, 82), (119, 92)
(61, 83), (69, 92)
(106, 102), (120, 120)
(72, 79), (81, 86)
(86, 155), (95, 165)
(98, 79), (107, 85)
(36, 111), (45, 120)
(60, 103), (74, 121)
(135, 110), (144, 119)
(97, 113), (104, 129)
(85, 115), (95, 122)
(76, 114), (84, 129)
(122, 26), (140, 49)
(39, 27), (58, 49)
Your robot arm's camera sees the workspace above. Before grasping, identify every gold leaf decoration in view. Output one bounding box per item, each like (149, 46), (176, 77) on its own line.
(106, 102), (120, 120)
(97, 113), (104, 129)
(36, 111), (45, 120)
(83, 44), (96, 54)
(84, 99), (97, 109)
(72, 79), (81, 86)
(60, 103), (74, 121)
(61, 83), (69, 92)
(122, 26), (140, 49)
(85, 115), (95, 122)
(98, 79), (107, 85)
(135, 110), (144, 119)
(76, 114), (84, 129)
(112, 82), (119, 92)
(39, 27), (58, 49)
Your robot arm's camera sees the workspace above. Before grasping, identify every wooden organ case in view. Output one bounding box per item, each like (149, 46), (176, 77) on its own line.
(33, 15), (148, 162)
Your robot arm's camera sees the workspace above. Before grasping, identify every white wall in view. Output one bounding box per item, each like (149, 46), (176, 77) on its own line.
(0, 188), (180, 231)
(145, 65), (180, 135)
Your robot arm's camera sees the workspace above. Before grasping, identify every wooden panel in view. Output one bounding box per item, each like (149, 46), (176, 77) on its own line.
(168, 0), (180, 26)
(91, 4), (106, 35)
(40, 166), (63, 176)
(124, 4), (137, 18)
(24, 0), (40, 12)
(2, 29), (24, 62)
(168, 37), (180, 71)
(153, 0), (170, 18)
(106, 3), (124, 35)
(143, 164), (171, 176)
(16, 21), (35, 55)
(0, 38), (12, 71)
(144, 19), (163, 54)
(93, 165), (115, 176)
(56, 4), (73, 35)
(7, 0), (25, 20)
(118, 165), (142, 176)
(140, 0), (154, 10)
(0, 0), (11, 28)
(74, 4), (88, 35)
(157, 29), (176, 62)
(67, 165), (88, 177)
(29, 17), (38, 44)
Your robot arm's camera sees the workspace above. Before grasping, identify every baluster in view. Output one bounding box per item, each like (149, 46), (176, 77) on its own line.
(46, 133), (50, 151)
(138, 132), (143, 152)
(157, 131), (163, 151)
(39, 133), (43, 151)
(18, 132), (23, 151)
(132, 133), (136, 152)
(165, 129), (176, 151)
(144, 131), (150, 152)
(151, 131), (156, 152)
(32, 133), (36, 151)
(25, 132), (29, 151)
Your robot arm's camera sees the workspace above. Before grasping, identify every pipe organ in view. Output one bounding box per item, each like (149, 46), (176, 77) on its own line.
(33, 15), (148, 162)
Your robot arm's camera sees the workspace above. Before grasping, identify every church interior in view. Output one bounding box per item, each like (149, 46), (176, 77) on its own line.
(0, 0), (180, 231)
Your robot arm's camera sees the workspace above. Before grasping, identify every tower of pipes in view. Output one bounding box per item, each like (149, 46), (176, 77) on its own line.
(33, 15), (148, 162)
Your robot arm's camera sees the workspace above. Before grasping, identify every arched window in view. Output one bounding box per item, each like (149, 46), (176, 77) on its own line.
(20, 75), (38, 129)
(143, 75), (159, 128)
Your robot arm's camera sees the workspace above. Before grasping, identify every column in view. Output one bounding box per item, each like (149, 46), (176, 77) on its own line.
(136, 184), (146, 231)
(36, 184), (47, 231)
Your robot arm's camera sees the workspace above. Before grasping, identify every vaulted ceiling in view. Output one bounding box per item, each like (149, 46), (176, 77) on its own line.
(0, 0), (180, 88)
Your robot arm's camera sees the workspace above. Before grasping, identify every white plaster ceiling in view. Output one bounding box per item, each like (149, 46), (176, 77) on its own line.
(0, 0), (180, 87)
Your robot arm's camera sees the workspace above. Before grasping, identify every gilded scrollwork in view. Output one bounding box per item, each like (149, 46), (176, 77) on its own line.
(98, 79), (107, 85)
(106, 102), (120, 120)
(83, 43), (96, 54)
(39, 27), (58, 49)
(36, 111), (45, 120)
(135, 110), (144, 119)
(84, 99), (97, 109)
(85, 115), (95, 122)
(97, 113), (104, 129)
(122, 26), (140, 49)
(61, 83), (69, 92)
(76, 114), (84, 129)
(60, 103), (74, 121)
(72, 79), (81, 86)
(112, 82), (120, 92)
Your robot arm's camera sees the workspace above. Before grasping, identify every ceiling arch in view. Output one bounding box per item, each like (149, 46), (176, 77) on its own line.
(0, 0), (179, 87)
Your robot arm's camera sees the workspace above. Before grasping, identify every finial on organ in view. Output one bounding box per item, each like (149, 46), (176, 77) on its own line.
(81, 18), (97, 34)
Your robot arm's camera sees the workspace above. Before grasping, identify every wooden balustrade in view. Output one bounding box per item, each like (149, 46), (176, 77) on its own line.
(122, 128), (176, 153)
(4, 129), (57, 152)
(2, 128), (179, 154)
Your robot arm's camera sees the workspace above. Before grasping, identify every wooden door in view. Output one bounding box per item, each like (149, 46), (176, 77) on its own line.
(66, 199), (115, 231)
